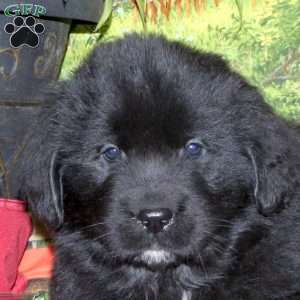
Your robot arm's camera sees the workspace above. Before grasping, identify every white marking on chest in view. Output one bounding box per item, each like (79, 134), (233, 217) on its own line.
(182, 290), (192, 300)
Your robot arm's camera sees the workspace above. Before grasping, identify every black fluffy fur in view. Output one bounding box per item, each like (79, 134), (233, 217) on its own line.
(17, 35), (300, 300)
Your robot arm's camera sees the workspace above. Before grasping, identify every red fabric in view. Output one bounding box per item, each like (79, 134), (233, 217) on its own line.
(19, 246), (54, 280)
(0, 198), (32, 295)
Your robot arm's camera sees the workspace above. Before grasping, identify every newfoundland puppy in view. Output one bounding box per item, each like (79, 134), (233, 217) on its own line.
(18, 35), (300, 299)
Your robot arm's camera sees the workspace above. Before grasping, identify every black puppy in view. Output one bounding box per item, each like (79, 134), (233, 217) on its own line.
(18, 35), (300, 300)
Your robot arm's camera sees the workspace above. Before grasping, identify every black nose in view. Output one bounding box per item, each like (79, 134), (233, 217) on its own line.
(137, 208), (173, 233)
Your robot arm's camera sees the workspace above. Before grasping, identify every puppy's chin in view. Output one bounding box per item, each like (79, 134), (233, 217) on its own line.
(133, 249), (176, 270)
(141, 250), (175, 264)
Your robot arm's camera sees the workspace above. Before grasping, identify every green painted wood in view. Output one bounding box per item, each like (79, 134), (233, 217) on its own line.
(0, 15), (71, 197)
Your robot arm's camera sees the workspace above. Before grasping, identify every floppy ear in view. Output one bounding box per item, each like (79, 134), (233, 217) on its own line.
(234, 82), (300, 216)
(246, 126), (299, 216)
(48, 151), (64, 227)
(17, 141), (64, 230)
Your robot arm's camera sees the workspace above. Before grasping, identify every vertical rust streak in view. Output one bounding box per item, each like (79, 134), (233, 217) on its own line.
(175, 0), (182, 15)
(185, 0), (190, 16)
(10, 132), (31, 169)
(0, 151), (9, 197)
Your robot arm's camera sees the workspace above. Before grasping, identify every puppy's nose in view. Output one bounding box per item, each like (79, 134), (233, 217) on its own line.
(137, 208), (173, 233)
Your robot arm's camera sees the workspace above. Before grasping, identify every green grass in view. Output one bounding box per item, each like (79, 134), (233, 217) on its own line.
(59, 0), (267, 79)
(59, 0), (300, 122)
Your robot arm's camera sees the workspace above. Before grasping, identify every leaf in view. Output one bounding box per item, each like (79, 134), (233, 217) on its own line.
(260, 16), (273, 26)
(234, 0), (243, 32)
(134, 0), (147, 31)
(94, 0), (113, 33)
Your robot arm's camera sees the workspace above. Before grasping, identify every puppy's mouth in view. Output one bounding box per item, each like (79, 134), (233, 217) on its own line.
(140, 249), (175, 264)
(132, 248), (176, 270)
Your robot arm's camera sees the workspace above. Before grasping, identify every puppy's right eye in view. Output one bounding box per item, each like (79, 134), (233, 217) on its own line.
(102, 145), (122, 161)
(185, 140), (203, 157)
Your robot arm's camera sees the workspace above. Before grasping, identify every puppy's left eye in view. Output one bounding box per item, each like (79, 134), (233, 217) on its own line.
(102, 145), (122, 161)
(185, 141), (202, 156)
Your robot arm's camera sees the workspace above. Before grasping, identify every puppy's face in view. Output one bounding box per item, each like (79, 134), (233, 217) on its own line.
(99, 102), (252, 270)
(60, 46), (255, 271)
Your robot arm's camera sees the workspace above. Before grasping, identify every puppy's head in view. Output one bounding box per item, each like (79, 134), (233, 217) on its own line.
(19, 35), (300, 272)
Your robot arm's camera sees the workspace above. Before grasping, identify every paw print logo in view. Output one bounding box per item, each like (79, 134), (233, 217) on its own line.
(4, 16), (45, 48)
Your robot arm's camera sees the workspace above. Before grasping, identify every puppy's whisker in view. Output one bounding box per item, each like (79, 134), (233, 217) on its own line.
(184, 215), (235, 226)
(80, 222), (107, 229)
(212, 220), (234, 225)
(213, 224), (234, 229)
(202, 230), (229, 255)
(211, 245), (225, 256)
(207, 218), (235, 225)
(82, 222), (106, 228)
(198, 252), (208, 278)
(93, 232), (113, 241)
(63, 222), (108, 236)
(202, 230), (227, 241)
